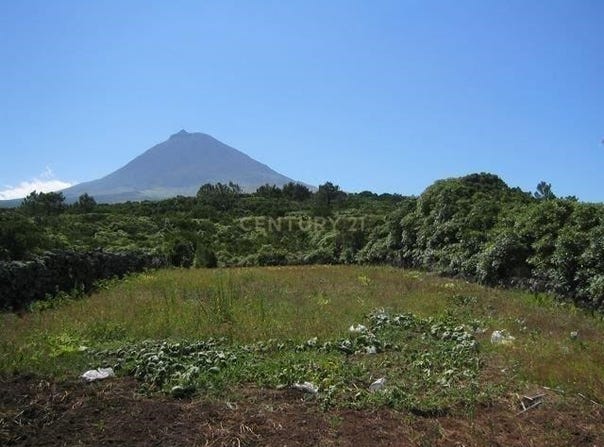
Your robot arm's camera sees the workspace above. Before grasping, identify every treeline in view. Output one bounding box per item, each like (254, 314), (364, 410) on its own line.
(0, 182), (403, 268)
(0, 175), (602, 311)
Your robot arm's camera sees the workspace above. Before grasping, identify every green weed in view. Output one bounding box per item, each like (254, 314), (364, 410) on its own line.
(1, 265), (603, 405)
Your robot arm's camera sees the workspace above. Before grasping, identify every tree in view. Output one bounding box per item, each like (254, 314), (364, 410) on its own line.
(255, 184), (282, 199)
(534, 181), (556, 200)
(282, 182), (312, 201)
(311, 182), (345, 217)
(196, 182), (241, 211)
(315, 182), (346, 206)
(20, 191), (67, 216)
(74, 193), (97, 213)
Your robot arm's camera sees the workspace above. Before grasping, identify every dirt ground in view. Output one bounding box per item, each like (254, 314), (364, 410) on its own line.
(1, 375), (602, 447)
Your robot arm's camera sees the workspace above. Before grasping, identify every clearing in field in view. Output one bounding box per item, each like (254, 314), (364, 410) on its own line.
(1, 265), (603, 446)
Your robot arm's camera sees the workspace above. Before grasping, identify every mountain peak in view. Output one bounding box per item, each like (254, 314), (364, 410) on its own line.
(170, 129), (191, 138)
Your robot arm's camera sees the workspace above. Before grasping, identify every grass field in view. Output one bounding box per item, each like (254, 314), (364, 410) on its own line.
(2, 265), (603, 445)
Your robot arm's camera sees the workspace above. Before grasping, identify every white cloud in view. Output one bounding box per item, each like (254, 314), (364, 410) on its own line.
(0, 168), (74, 200)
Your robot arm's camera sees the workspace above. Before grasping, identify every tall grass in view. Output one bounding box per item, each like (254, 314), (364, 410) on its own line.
(1, 265), (603, 400)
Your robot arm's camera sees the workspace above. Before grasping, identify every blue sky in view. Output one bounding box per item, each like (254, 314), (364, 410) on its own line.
(1, 0), (602, 201)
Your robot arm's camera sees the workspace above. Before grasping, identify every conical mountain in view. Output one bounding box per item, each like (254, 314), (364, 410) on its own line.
(60, 130), (304, 203)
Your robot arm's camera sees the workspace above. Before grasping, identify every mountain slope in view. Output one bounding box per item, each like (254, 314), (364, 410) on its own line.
(60, 130), (304, 203)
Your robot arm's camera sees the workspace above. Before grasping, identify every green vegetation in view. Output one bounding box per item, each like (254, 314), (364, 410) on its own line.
(1, 173), (603, 416)
(2, 266), (602, 412)
(1, 174), (602, 311)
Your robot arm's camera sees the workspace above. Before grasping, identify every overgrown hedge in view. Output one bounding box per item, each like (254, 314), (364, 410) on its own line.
(0, 250), (162, 311)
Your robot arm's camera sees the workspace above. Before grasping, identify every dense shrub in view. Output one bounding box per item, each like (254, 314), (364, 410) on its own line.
(384, 174), (604, 311)
(476, 232), (531, 285)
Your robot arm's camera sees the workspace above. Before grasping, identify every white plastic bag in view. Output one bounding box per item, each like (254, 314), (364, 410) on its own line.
(369, 377), (386, 392)
(349, 324), (368, 333)
(292, 381), (319, 394)
(490, 330), (515, 345)
(570, 331), (579, 340)
(81, 367), (115, 382)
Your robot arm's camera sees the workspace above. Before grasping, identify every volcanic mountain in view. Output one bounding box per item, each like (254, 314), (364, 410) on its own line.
(59, 130), (305, 203)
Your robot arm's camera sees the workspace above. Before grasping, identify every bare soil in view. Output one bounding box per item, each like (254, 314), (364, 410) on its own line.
(2, 375), (602, 447)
